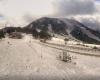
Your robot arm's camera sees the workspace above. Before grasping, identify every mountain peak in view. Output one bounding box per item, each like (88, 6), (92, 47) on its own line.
(25, 17), (100, 44)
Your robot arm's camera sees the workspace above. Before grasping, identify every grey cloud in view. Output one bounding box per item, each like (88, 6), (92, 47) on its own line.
(0, 0), (7, 2)
(22, 14), (41, 25)
(0, 14), (3, 17)
(23, 14), (34, 23)
(53, 0), (96, 16)
(79, 18), (100, 31)
(0, 14), (5, 19)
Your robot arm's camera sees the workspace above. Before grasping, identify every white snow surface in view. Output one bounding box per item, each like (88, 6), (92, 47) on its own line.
(0, 35), (100, 80)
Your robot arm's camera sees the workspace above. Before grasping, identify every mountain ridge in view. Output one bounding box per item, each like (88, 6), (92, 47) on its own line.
(25, 17), (100, 44)
(0, 17), (100, 44)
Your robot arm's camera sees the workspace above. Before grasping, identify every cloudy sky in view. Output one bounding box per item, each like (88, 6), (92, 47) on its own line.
(0, 0), (100, 28)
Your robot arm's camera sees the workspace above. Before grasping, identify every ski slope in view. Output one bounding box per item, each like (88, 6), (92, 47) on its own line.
(0, 35), (100, 80)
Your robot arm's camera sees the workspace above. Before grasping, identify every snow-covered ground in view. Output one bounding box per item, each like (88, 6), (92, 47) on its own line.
(48, 37), (100, 48)
(0, 35), (100, 80)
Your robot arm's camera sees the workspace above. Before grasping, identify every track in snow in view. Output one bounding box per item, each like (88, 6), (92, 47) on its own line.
(0, 37), (100, 80)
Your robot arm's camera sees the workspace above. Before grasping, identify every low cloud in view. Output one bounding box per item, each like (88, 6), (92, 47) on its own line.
(81, 18), (100, 31)
(52, 0), (100, 30)
(74, 15), (100, 31)
(23, 14), (35, 23)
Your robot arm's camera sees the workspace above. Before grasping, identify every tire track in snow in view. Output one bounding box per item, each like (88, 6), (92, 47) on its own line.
(46, 42), (100, 54)
(26, 40), (71, 80)
(39, 42), (100, 57)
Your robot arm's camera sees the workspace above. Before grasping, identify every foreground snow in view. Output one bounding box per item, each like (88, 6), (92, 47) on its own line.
(0, 35), (100, 80)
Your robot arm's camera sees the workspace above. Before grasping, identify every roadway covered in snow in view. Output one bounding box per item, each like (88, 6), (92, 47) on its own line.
(0, 35), (100, 80)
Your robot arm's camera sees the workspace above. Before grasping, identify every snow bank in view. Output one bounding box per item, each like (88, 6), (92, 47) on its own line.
(51, 37), (65, 45)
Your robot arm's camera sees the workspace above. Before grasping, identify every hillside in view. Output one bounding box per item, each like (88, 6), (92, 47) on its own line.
(0, 17), (100, 44)
(25, 17), (100, 44)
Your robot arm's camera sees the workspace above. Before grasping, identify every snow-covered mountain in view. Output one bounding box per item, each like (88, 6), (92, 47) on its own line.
(25, 17), (100, 44)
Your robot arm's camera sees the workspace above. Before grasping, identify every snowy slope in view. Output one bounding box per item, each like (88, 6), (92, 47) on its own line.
(25, 17), (100, 44)
(0, 35), (100, 80)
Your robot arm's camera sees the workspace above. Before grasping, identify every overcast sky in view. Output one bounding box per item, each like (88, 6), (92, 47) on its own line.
(0, 0), (100, 28)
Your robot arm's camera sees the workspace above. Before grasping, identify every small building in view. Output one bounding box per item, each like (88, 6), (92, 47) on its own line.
(59, 51), (71, 62)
